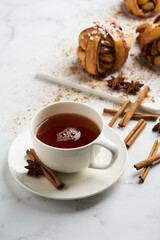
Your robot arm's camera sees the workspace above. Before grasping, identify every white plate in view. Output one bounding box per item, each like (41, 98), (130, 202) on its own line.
(8, 126), (127, 200)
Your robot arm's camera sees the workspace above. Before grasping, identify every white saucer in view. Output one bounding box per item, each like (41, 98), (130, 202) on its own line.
(8, 126), (127, 200)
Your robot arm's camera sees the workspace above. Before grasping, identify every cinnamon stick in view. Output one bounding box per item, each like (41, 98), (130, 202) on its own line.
(103, 108), (158, 121)
(118, 86), (150, 127)
(124, 119), (147, 148)
(26, 149), (64, 189)
(108, 100), (131, 127)
(134, 152), (160, 170)
(139, 140), (160, 182)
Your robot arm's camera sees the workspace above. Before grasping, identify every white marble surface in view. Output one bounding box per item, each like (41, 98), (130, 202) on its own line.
(1, 0), (160, 239)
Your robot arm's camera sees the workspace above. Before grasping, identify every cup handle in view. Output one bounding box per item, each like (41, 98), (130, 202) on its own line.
(89, 134), (119, 169)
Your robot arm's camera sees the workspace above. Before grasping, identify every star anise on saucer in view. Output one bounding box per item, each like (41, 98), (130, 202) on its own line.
(152, 121), (160, 133)
(123, 81), (144, 94)
(107, 72), (125, 89)
(25, 159), (43, 177)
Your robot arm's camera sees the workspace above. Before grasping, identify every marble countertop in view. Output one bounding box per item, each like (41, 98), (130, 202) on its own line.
(1, 0), (160, 239)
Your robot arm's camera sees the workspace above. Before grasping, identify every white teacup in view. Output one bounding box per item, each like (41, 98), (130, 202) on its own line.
(31, 102), (118, 173)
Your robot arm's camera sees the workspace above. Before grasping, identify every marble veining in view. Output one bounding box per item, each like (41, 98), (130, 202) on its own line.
(1, 0), (160, 239)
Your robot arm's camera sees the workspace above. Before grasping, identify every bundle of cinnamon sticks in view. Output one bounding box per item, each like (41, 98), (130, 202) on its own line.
(124, 119), (147, 148)
(134, 140), (160, 182)
(104, 85), (158, 148)
(105, 86), (157, 128)
(26, 149), (64, 190)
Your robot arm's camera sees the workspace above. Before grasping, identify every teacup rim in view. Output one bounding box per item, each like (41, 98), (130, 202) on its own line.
(30, 101), (104, 151)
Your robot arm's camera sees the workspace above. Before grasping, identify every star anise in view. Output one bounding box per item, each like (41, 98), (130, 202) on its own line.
(123, 81), (144, 94)
(25, 159), (43, 177)
(107, 72), (125, 89)
(152, 121), (160, 133)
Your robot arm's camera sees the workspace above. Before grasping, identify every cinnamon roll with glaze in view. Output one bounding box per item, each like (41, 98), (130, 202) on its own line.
(77, 21), (131, 77)
(136, 15), (160, 66)
(124, 0), (160, 18)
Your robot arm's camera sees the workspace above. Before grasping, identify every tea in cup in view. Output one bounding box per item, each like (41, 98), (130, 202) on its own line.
(31, 102), (118, 173)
